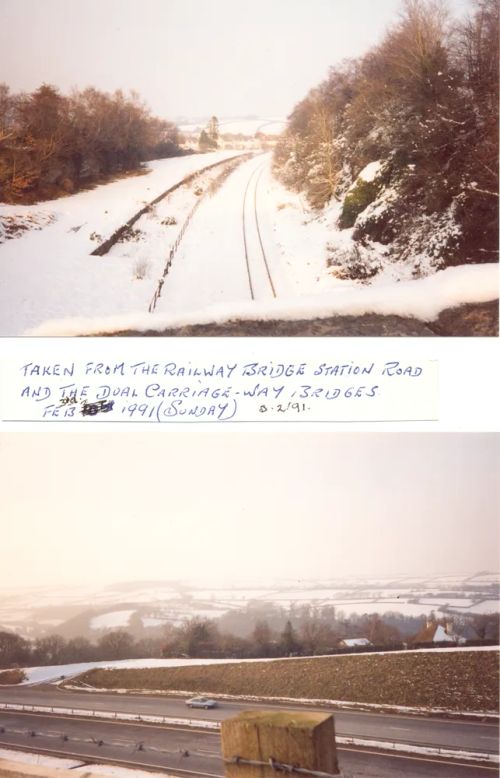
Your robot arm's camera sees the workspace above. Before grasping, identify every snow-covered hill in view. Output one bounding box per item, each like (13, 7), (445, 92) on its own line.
(179, 117), (286, 136)
(1, 574), (498, 641)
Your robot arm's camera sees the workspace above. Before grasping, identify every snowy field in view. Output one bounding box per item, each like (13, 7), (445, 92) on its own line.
(179, 117), (286, 136)
(1, 574), (498, 641)
(0, 150), (243, 335)
(90, 611), (136, 630)
(0, 153), (497, 336)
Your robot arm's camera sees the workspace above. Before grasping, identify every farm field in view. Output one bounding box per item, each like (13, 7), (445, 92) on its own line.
(68, 648), (499, 714)
(1, 574), (498, 642)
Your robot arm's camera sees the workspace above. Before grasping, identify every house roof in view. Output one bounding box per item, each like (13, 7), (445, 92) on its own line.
(455, 623), (480, 641)
(413, 621), (456, 643)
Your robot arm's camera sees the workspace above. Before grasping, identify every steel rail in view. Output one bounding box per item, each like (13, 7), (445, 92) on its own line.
(148, 154), (249, 313)
(241, 165), (258, 300)
(253, 164), (277, 298)
(242, 158), (277, 301)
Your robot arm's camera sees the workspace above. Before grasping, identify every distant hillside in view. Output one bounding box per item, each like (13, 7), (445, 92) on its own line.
(0, 574), (498, 641)
(179, 117), (286, 137)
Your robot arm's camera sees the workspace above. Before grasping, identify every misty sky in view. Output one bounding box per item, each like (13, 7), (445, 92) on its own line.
(0, 0), (473, 120)
(0, 432), (498, 589)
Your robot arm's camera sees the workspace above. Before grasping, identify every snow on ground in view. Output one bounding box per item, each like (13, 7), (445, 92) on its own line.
(433, 575), (482, 584)
(357, 160), (383, 182)
(0, 749), (82, 769)
(152, 154), (269, 315)
(25, 155), (498, 335)
(417, 598), (474, 607)
(336, 738), (498, 762)
(1, 577), (497, 644)
(0, 750), (176, 778)
(257, 589), (406, 601)
(0, 211), (56, 244)
(141, 617), (168, 628)
(1, 150), (498, 335)
(447, 600), (500, 615)
(11, 646), (499, 687)
(15, 657), (246, 685)
(190, 589), (275, 601)
(0, 150), (243, 335)
(90, 611), (135, 630)
(180, 117), (286, 136)
(30, 261), (498, 336)
(251, 598), (445, 617)
(93, 587), (180, 604)
(329, 602), (440, 617)
(74, 766), (176, 778)
(471, 573), (500, 584)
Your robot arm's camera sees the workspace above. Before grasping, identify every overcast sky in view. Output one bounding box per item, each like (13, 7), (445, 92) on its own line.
(0, 432), (497, 589)
(0, 0), (473, 120)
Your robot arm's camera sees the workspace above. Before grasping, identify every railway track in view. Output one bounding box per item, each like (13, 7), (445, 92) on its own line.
(91, 153), (252, 257)
(242, 161), (277, 301)
(148, 153), (252, 313)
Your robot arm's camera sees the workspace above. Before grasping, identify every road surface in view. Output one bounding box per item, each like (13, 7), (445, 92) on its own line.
(0, 685), (497, 756)
(0, 710), (497, 778)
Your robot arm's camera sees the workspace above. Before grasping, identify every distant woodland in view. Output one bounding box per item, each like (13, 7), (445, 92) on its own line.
(1, 606), (497, 668)
(274, 0), (499, 274)
(0, 85), (182, 203)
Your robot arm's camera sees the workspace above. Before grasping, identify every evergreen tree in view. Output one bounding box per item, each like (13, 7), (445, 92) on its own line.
(280, 620), (299, 655)
(207, 115), (219, 148)
(198, 129), (211, 151)
(199, 117), (219, 151)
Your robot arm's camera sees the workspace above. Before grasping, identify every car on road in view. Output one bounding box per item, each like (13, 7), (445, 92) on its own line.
(185, 696), (218, 709)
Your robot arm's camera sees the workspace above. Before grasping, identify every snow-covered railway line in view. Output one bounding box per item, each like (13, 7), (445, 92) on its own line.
(242, 162), (277, 301)
(148, 153), (278, 317)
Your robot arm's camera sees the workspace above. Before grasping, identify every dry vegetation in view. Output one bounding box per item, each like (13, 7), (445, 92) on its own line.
(0, 84), (181, 203)
(103, 301), (499, 337)
(72, 650), (498, 712)
(0, 668), (26, 684)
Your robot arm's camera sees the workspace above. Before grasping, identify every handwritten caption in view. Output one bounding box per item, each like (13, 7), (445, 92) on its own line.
(3, 358), (438, 423)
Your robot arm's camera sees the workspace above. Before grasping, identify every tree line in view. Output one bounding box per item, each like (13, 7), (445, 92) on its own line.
(274, 0), (498, 270)
(0, 629), (164, 669)
(0, 84), (182, 203)
(1, 605), (497, 668)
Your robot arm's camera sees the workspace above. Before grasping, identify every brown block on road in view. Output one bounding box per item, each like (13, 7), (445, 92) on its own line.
(221, 709), (339, 777)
